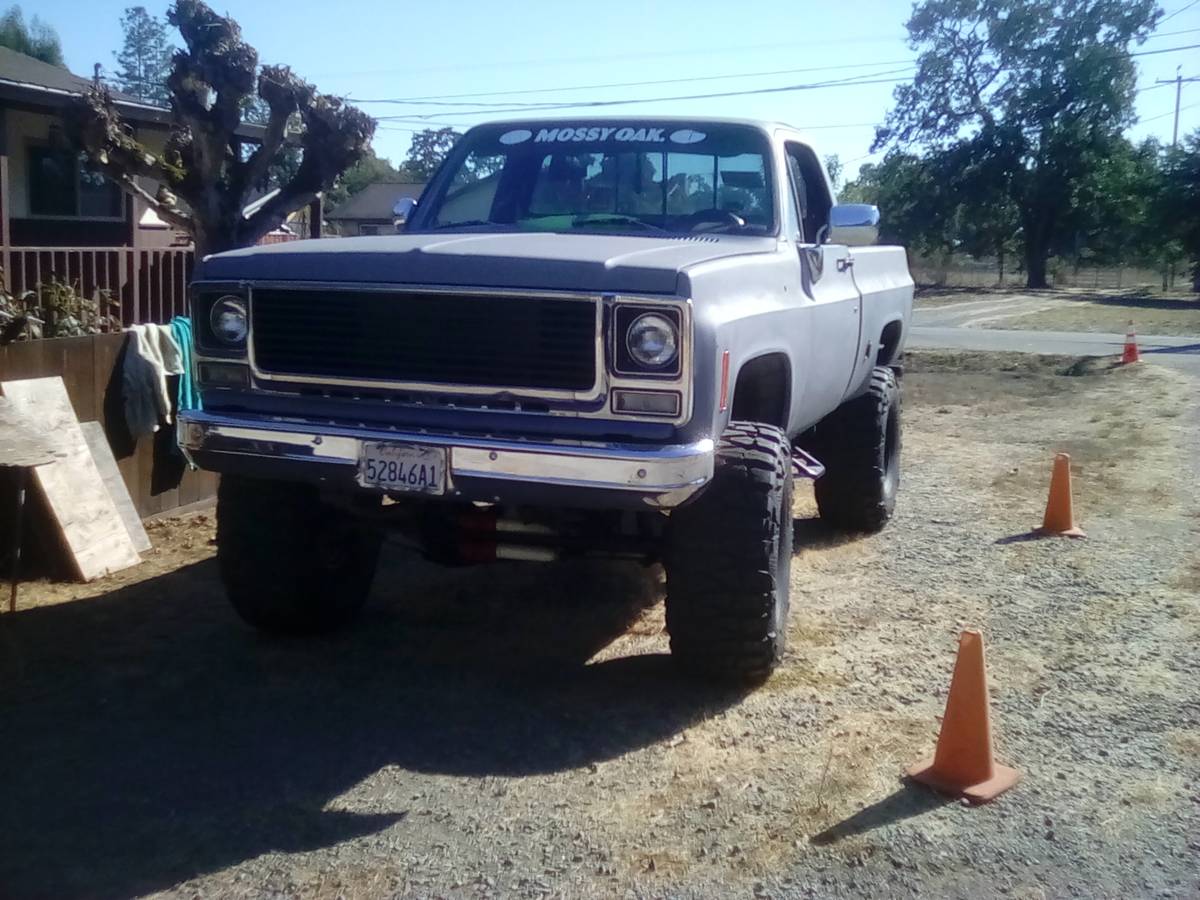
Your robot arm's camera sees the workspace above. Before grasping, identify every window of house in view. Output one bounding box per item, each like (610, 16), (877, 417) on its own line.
(28, 146), (123, 219)
(359, 223), (381, 236)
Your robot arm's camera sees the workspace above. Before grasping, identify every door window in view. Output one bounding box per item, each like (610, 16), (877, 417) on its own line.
(784, 142), (832, 243)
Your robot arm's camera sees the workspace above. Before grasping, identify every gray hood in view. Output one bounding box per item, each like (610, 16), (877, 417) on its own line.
(199, 232), (776, 294)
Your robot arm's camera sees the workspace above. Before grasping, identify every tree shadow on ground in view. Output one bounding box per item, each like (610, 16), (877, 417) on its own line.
(1072, 291), (1200, 313)
(1143, 342), (1200, 355)
(0, 545), (744, 899)
(809, 783), (949, 846)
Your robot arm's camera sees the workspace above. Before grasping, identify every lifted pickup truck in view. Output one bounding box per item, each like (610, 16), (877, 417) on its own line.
(180, 117), (913, 684)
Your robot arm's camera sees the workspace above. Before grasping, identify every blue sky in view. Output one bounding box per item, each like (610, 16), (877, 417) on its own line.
(33, 0), (1200, 182)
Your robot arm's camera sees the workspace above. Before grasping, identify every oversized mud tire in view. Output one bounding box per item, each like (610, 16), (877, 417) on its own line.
(664, 422), (794, 685)
(217, 476), (382, 634)
(809, 366), (901, 533)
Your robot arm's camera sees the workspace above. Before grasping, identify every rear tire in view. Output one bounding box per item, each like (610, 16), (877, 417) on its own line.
(808, 366), (901, 533)
(664, 422), (793, 685)
(217, 476), (382, 634)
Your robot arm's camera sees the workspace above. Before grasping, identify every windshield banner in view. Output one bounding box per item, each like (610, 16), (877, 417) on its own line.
(499, 126), (708, 146)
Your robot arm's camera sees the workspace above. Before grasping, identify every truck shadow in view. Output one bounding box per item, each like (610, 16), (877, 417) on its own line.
(0, 545), (744, 899)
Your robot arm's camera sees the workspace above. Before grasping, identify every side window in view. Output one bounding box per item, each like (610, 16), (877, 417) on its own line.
(435, 150), (505, 224)
(785, 153), (806, 238)
(785, 143), (832, 243)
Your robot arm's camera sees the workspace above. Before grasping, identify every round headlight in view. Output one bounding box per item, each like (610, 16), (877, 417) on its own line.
(626, 313), (678, 368)
(209, 296), (248, 344)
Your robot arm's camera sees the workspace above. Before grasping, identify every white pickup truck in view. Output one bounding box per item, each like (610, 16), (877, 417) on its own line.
(181, 117), (914, 684)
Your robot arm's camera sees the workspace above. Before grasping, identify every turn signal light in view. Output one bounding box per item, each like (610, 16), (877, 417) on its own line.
(612, 389), (680, 417)
(197, 362), (250, 388)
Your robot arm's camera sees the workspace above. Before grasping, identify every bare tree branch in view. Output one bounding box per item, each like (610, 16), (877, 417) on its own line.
(63, 0), (373, 257)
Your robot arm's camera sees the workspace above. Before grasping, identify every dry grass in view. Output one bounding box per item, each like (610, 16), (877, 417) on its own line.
(988, 293), (1200, 336)
(1166, 730), (1200, 758)
(1178, 561), (1200, 593)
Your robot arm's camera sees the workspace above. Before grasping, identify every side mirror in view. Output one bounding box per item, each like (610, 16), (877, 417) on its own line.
(393, 196), (418, 221)
(827, 204), (880, 246)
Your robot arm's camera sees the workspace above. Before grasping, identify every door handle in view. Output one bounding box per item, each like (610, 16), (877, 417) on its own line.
(836, 257), (854, 273)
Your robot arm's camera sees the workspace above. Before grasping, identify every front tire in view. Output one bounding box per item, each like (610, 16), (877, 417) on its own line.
(664, 422), (794, 685)
(808, 366), (901, 533)
(217, 476), (382, 634)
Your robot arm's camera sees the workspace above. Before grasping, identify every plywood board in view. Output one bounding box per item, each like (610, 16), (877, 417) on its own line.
(1, 377), (141, 581)
(0, 397), (59, 468)
(81, 421), (152, 554)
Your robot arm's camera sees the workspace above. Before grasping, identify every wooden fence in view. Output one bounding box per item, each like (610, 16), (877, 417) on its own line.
(4, 246), (194, 326)
(0, 333), (216, 519)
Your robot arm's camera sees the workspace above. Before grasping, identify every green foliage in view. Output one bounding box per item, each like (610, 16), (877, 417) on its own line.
(0, 5), (65, 67)
(823, 154), (843, 192)
(402, 127), (461, 181)
(0, 275), (120, 342)
(114, 6), (175, 105)
(843, 153), (953, 257)
(875, 0), (1161, 287)
(1159, 131), (1200, 285)
(326, 149), (405, 210)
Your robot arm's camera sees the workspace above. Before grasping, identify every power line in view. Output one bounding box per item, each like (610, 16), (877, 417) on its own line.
(353, 34), (1200, 108)
(1141, 99), (1200, 122)
(310, 33), (910, 80)
(376, 70), (916, 122)
(372, 42), (1200, 122)
(352, 59), (919, 105)
(1161, 1), (1200, 25)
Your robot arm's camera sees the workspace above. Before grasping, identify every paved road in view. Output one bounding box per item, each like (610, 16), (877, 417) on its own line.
(909, 325), (1200, 373)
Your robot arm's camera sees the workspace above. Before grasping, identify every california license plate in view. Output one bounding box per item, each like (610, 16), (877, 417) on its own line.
(357, 442), (446, 494)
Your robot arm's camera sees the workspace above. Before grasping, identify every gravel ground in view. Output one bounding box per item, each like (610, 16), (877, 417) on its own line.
(1, 352), (1197, 899)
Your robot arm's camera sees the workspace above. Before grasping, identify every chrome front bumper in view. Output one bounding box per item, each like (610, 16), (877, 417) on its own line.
(178, 411), (714, 509)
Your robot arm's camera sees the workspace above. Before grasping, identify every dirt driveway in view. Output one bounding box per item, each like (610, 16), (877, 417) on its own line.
(1, 353), (1197, 899)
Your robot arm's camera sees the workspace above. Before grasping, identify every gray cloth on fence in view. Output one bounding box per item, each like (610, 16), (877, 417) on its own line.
(123, 323), (184, 437)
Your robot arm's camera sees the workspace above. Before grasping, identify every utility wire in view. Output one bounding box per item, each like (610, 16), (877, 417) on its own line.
(1161, 0), (1200, 25)
(354, 35), (1200, 107)
(373, 42), (1200, 122)
(1141, 99), (1200, 121)
(353, 59), (919, 105)
(376, 70), (916, 122)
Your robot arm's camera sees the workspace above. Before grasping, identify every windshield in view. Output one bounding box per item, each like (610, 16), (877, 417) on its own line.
(417, 123), (775, 235)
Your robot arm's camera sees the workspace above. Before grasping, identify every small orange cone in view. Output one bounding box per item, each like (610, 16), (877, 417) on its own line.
(1037, 452), (1086, 538)
(906, 630), (1020, 804)
(1121, 321), (1140, 364)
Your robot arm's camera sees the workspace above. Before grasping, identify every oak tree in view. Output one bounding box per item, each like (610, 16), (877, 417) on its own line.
(874, 0), (1160, 287)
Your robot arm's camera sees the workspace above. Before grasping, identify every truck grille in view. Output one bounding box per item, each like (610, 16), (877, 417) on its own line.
(250, 289), (598, 391)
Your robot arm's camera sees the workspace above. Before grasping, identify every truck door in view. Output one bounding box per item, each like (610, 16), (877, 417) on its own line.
(785, 142), (863, 420)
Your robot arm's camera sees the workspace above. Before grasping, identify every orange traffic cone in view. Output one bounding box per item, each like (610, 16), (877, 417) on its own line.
(1037, 452), (1086, 538)
(906, 630), (1020, 804)
(1122, 322), (1140, 364)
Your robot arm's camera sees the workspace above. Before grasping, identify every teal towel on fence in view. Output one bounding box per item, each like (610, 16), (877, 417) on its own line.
(169, 316), (202, 413)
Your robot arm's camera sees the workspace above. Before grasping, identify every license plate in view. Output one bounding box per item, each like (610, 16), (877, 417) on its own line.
(357, 442), (446, 494)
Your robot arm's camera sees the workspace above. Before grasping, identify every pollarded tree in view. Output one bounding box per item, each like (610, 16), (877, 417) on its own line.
(874, 0), (1160, 288)
(67, 0), (374, 257)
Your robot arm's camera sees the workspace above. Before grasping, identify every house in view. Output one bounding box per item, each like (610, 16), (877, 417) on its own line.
(0, 46), (268, 323)
(326, 182), (424, 236)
